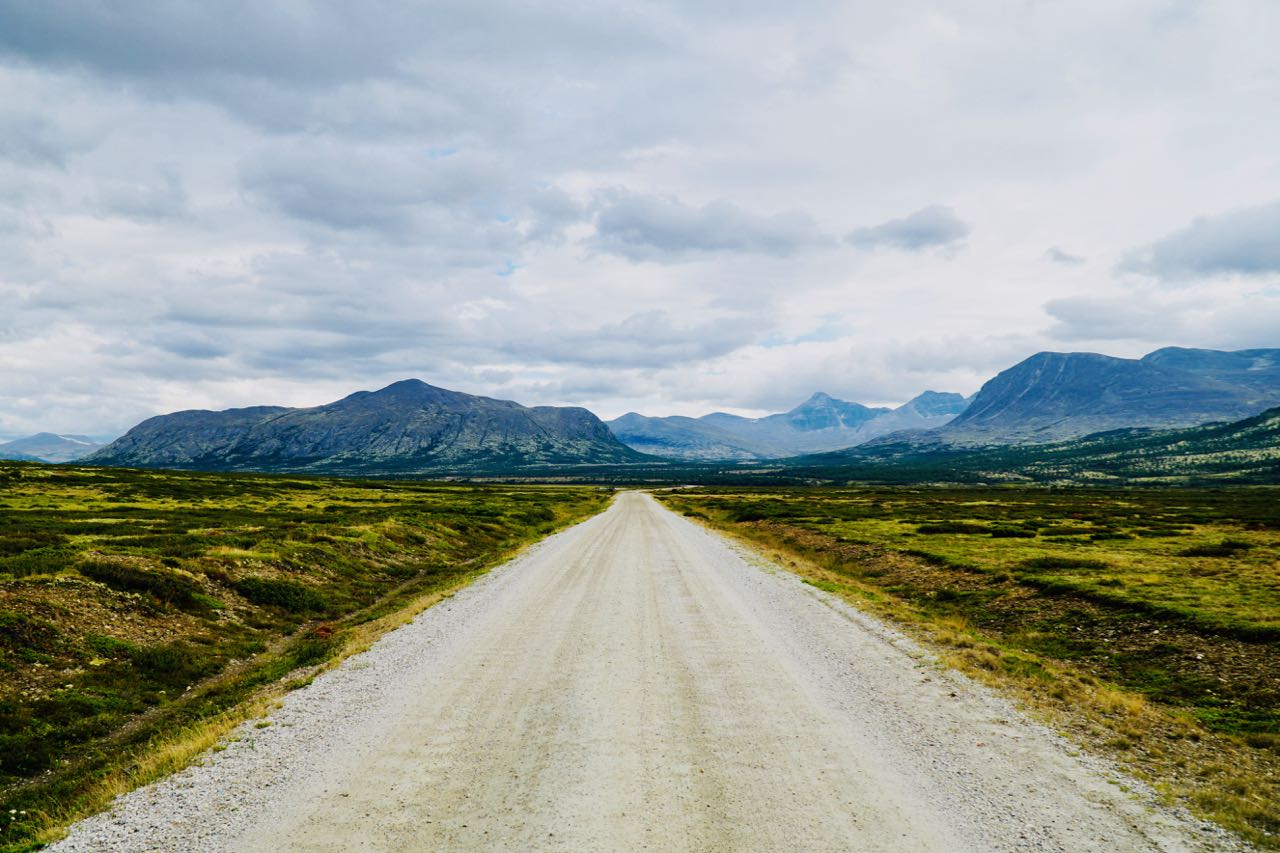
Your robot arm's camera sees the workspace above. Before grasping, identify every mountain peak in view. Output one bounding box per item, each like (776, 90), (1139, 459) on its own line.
(88, 381), (644, 474)
(901, 391), (969, 417)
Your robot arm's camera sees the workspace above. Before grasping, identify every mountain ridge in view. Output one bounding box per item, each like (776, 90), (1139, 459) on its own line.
(607, 390), (968, 460)
(87, 380), (647, 475)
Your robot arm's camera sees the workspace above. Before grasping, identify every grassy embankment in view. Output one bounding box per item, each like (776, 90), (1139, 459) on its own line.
(659, 486), (1280, 849)
(0, 462), (609, 851)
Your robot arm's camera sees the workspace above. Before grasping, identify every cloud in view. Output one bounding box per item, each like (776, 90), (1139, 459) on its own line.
(237, 143), (581, 256)
(2, 1), (1280, 435)
(1043, 288), (1280, 349)
(1121, 201), (1280, 280)
(93, 170), (187, 222)
(844, 205), (969, 252)
(590, 190), (828, 262)
(1044, 294), (1184, 342)
(1045, 246), (1085, 265)
(501, 310), (768, 368)
(0, 111), (98, 168)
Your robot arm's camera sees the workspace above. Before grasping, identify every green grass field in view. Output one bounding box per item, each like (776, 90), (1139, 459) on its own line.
(659, 486), (1280, 848)
(0, 462), (609, 851)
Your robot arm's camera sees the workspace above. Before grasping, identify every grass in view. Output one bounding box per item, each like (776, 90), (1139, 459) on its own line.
(658, 485), (1280, 849)
(0, 461), (610, 851)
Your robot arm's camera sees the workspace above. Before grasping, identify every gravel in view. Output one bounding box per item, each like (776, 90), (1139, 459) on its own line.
(50, 492), (1246, 852)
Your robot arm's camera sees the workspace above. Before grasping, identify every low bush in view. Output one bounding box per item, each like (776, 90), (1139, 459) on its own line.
(77, 559), (212, 614)
(1020, 556), (1111, 571)
(233, 576), (328, 613)
(1180, 540), (1255, 558)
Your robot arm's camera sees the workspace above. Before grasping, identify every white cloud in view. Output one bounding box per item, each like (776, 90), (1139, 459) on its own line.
(1, 1), (1279, 436)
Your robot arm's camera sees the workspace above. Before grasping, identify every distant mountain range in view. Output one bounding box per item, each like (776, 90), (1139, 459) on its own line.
(608, 391), (969, 460)
(787, 404), (1280, 486)
(608, 346), (1280, 460)
(0, 433), (104, 463)
(31, 344), (1280, 480)
(86, 380), (646, 475)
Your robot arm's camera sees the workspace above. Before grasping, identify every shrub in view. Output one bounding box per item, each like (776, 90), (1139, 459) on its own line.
(233, 576), (327, 613)
(1179, 539), (1254, 558)
(0, 610), (60, 653)
(990, 527), (1037, 539)
(129, 641), (219, 685)
(0, 546), (77, 578)
(1020, 556), (1111, 571)
(77, 559), (211, 613)
(0, 530), (64, 556)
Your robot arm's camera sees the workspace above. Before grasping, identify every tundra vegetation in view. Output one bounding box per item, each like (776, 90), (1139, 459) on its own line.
(658, 486), (1280, 849)
(0, 461), (609, 852)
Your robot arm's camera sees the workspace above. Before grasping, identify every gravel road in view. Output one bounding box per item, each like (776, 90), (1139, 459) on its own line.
(51, 491), (1242, 852)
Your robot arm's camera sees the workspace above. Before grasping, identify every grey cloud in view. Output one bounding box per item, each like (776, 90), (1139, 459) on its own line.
(0, 4), (406, 85)
(1044, 291), (1280, 350)
(0, 3), (675, 138)
(0, 112), (96, 168)
(845, 205), (970, 252)
(1045, 246), (1085, 265)
(238, 143), (575, 258)
(505, 310), (767, 369)
(1122, 201), (1280, 280)
(591, 190), (828, 262)
(93, 170), (187, 222)
(1043, 295), (1180, 342)
(523, 186), (584, 243)
(0, 2), (668, 84)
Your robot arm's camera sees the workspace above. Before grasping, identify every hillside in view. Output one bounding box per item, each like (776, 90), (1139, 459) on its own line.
(87, 380), (648, 475)
(933, 348), (1280, 444)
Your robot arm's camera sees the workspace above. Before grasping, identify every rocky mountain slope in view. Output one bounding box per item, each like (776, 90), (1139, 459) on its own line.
(608, 391), (968, 460)
(925, 347), (1280, 445)
(87, 380), (647, 475)
(0, 433), (104, 463)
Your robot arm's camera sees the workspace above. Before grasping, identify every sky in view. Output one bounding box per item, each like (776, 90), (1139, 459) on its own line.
(1, 1), (1279, 439)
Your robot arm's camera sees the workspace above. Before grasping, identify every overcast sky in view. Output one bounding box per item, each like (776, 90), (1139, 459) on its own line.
(2, 1), (1279, 438)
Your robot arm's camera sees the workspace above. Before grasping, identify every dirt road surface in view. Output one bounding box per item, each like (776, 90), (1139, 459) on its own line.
(51, 492), (1239, 851)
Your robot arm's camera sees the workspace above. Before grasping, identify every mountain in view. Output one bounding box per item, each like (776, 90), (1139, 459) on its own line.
(0, 433), (105, 463)
(605, 413), (777, 460)
(607, 391), (968, 460)
(786, 405), (1280, 486)
(925, 348), (1280, 445)
(1142, 346), (1280, 392)
(86, 380), (648, 475)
